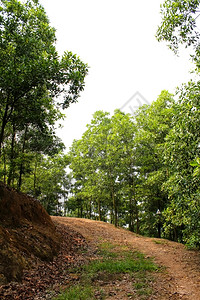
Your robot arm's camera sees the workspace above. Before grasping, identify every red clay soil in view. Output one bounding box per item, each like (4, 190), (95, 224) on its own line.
(0, 221), (89, 300)
(0, 184), (89, 299)
(53, 217), (200, 300)
(0, 182), (61, 284)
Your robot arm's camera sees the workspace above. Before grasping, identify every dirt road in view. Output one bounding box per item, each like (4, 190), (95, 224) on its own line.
(53, 217), (200, 300)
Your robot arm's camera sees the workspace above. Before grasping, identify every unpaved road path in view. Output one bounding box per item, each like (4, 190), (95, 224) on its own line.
(53, 217), (200, 300)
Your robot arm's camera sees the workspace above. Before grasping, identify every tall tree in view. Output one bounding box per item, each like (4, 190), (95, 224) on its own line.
(133, 91), (174, 237)
(108, 110), (137, 229)
(162, 82), (200, 246)
(68, 110), (139, 229)
(68, 111), (112, 221)
(156, 0), (200, 247)
(0, 0), (88, 154)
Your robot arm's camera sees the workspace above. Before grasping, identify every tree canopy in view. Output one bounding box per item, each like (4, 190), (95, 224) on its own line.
(0, 0), (88, 189)
(156, 0), (200, 51)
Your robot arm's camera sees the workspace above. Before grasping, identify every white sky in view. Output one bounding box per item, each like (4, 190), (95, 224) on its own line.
(40, 0), (195, 151)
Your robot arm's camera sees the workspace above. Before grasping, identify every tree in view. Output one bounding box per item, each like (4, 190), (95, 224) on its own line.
(156, 0), (200, 247)
(156, 0), (200, 72)
(68, 110), (139, 230)
(66, 89), (200, 247)
(0, 82), (65, 187)
(133, 91), (174, 237)
(68, 111), (112, 221)
(108, 110), (137, 229)
(162, 81), (200, 246)
(22, 153), (69, 215)
(0, 0), (88, 154)
(156, 0), (200, 53)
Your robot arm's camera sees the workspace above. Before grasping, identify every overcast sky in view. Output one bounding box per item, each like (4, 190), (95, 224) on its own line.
(40, 0), (195, 150)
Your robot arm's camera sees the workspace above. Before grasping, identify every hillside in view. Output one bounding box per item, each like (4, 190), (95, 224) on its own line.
(0, 182), (61, 284)
(0, 185), (200, 299)
(0, 184), (89, 299)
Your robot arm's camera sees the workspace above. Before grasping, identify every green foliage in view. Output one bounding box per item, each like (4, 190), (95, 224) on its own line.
(156, 1), (200, 247)
(156, 0), (200, 53)
(191, 157), (200, 177)
(66, 84), (200, 247)
(66, 92), (176, 238)
(21, 153), (69, 215)
(0, 0), (88, 214)
(161, 82), (200, 246)
(67, 110), (138, 228)
(133, 90), (174, 237)
(156, 0), (200, 75)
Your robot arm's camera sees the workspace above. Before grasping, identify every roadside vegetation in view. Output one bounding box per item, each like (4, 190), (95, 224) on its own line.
(54, 242), (158, 300)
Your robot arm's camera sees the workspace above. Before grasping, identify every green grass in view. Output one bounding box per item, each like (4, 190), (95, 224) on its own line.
(53, 242), (158, 300)
(97, 241), (119, 258)
(54, 285), (93, 300)
(83, 254), (157, 274)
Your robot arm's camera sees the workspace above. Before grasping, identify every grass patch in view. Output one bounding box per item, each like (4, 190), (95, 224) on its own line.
(54, 242), (158, 300)
(84, 254), (157, 274)
(54, 285), (93, 300)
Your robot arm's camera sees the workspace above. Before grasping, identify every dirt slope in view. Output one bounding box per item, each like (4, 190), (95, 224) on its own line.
(1, 208), (200, 299)
(0, 183), (61, 284)
(53, 217), (200, 300)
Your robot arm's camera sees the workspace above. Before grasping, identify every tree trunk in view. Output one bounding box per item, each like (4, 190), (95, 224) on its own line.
(0, 103), (9, 156)
(135, 204), (140, 234)
(111, 185), (117, 227)
(129, 176), (136, 232)
(7, 125), (16, 186)
(98, 198), (101, 221)
(89, 197), (92, 219)
(18, 125), (28, 190)
(0, 96), (16, 156)
(33, 158), (38, 196)
(129, 196), (134, 232)
(2, 145), (7, 184)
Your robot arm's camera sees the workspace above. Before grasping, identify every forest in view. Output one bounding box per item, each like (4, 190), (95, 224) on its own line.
(0, 0), (200, 249)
